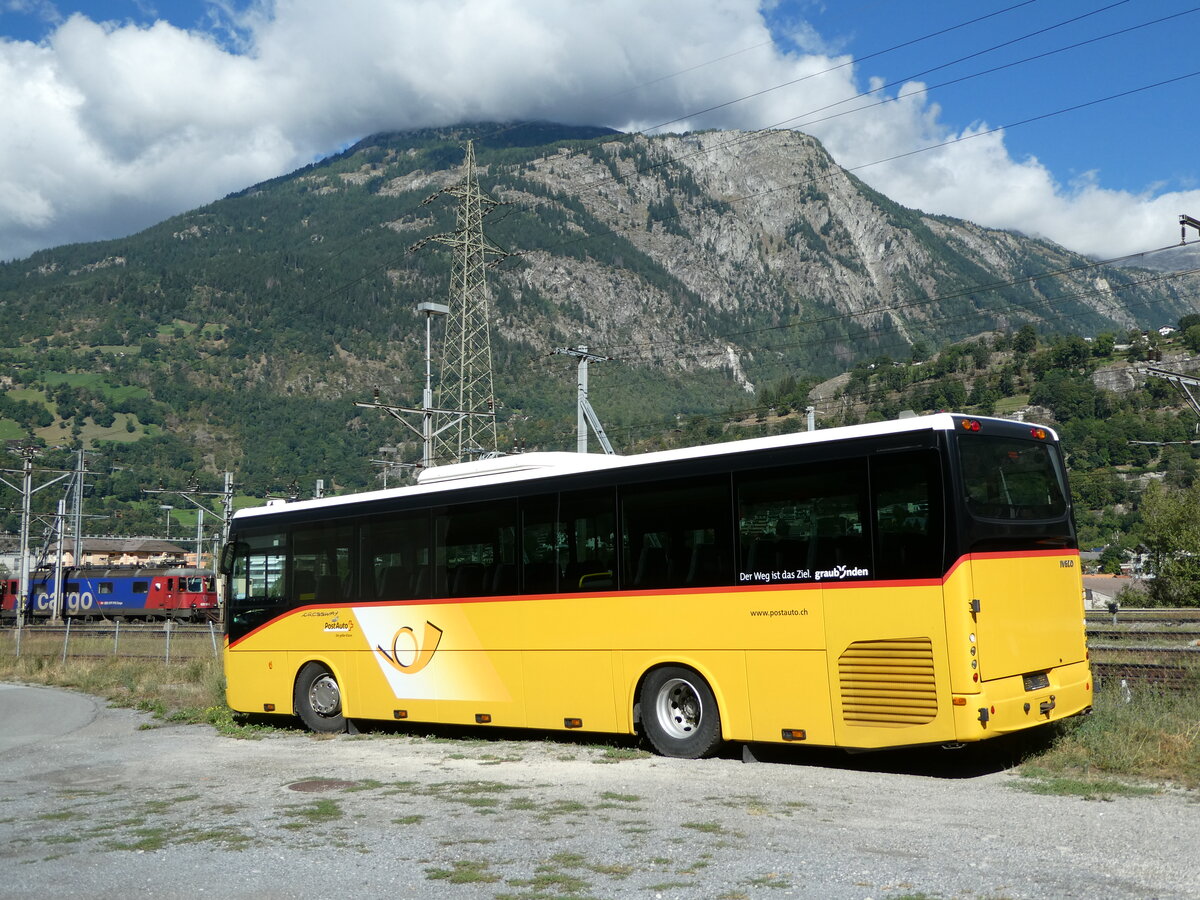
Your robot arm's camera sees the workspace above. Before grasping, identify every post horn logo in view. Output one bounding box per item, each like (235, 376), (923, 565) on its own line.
(375, 621), (444, 674)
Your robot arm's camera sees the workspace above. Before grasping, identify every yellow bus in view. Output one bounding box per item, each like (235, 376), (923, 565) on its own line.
(220, 413), (1092, 758)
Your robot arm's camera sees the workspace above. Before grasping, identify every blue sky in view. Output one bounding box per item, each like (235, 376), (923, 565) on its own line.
(1, 0), (1198, 263)
(773, 0), (1199, 198)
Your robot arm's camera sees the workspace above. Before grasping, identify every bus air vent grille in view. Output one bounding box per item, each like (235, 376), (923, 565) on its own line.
(837, 638), (937, 727)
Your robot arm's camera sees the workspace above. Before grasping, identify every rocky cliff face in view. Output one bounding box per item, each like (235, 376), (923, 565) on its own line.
(456, 128), (1195, 387)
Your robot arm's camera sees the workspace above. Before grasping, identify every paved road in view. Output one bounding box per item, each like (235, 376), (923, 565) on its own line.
(0, 683), (1196, 899)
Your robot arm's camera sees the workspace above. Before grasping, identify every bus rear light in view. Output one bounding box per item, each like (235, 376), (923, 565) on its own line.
(952, 697), (967, 706)
(564, 718), (583, 729)
(781, 729), (807, 741)
(475, 713), (492, 724)
(960, 419), (982, 432)
(393, 710), (408, 719)
(973, 672), (979, 682)
(1030, 427), (1047, 439)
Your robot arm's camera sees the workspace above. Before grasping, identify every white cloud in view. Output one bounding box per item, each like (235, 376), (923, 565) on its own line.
(0, 0), (1191, 261)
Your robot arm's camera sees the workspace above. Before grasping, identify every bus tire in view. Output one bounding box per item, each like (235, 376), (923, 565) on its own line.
(294, 663), (346, 733)
(639, 666), (722, 759)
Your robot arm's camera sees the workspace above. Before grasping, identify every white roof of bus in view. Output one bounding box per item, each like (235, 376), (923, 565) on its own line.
(233, 412), (1054, 521)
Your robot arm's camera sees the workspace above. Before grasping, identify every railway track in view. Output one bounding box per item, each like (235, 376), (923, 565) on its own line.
(1092, 660), (1195, 690)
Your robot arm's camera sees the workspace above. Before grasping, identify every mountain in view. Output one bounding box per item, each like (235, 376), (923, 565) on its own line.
(1, 121), (1197, 510)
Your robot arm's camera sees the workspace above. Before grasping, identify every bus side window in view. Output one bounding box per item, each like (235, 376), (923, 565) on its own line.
(292, 523), (355, 605)
(737, 458), (870, 583)
(620, 476), (732, 590)
(434, 500), (518, 599)
(361, 511), (429, 601)
(558, 488), (616, 591)
(520, 494), (559, 595)
(871, 450), (944, 580)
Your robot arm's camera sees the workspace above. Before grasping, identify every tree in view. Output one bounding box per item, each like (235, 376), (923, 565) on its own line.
(1050, 335), (1090, 371)
(1139, 481), (1200, 607)
(1012, 324), (1038, 353)
(1092, 332), (1116, 358)
(1184, 324), (1200, 354)
(1099, 546), (1124, 575)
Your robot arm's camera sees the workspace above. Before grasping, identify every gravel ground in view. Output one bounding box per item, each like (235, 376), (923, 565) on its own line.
(0, 683), (1197, 900)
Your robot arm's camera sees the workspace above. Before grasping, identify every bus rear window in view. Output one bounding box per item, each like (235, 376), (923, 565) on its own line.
(959, 436), (1067, 520)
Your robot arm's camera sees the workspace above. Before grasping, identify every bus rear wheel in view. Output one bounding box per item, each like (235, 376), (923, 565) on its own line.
(294, 663), (346, 733)
(640, 666), (722, 759)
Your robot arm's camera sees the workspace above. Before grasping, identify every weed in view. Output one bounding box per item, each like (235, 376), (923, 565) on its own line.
(393, 814), (425, 825)
(681, 821), (725, 834)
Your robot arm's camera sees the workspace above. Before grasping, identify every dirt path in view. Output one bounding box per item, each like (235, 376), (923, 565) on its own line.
(1, 684), (1196, 899)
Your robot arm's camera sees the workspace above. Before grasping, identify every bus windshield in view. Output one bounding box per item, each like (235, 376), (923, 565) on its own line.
(959, 435), (1067, 521)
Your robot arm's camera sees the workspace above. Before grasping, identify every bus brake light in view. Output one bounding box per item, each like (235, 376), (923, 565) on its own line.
(960, 419), (982, 431)
(1030, 427), (1048, 439)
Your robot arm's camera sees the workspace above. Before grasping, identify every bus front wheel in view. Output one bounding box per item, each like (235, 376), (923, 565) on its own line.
(640, 666), (722, 759)
(294, 663), (346, 733)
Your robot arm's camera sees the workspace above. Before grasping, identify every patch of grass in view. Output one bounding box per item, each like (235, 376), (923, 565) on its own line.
(108, 827), (169, 852)
(593, 746), (651, 763)
(342, 779), (385, 792)
(280, 798), (343, 829)
(425, 859), (500, 884)
(539, 799), (587, 816)
(598, 791), (640, 803)
(392, 814), (425, 825)
(1020, 682), (1200, 788)
(681, 821), (725, 834)
(1013, 768), (1159, 800)
(504, 852), (595, 894)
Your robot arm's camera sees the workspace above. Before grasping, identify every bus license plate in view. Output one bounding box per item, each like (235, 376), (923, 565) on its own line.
(1023, 672), (1050, 691)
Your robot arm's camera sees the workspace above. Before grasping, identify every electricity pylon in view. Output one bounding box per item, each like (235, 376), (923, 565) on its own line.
(412, 140), (506, 463)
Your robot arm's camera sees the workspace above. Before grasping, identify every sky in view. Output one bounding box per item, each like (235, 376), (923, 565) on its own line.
(1, 0), (1199, 264)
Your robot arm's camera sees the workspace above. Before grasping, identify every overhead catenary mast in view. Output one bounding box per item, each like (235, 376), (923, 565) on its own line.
(553, 346), (615, 454)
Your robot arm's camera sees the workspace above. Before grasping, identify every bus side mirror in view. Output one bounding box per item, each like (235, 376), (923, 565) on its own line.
(218, 542), (246, 576)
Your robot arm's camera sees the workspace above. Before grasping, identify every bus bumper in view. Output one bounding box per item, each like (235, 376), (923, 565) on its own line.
(955, 660), (1093, 740)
